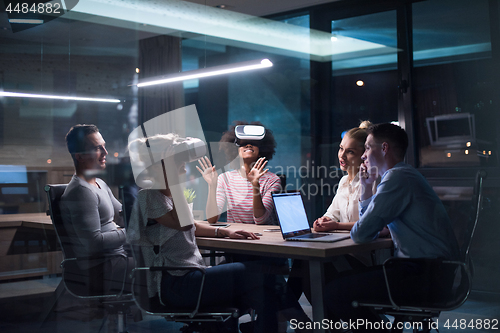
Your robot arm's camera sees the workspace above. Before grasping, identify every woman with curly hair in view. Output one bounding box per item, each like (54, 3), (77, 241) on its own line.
(197, 121), (281, 225)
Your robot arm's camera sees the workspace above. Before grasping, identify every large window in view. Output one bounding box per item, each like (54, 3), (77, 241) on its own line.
(413, 0), (496, 168)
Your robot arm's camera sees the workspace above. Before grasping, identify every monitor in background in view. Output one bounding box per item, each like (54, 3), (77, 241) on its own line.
(0, 167), (47, 214)
(426, 113), (475, 147)
(0, 165), (28, 184)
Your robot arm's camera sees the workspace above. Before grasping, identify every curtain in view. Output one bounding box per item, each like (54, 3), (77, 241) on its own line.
(138, 35), (185, 126)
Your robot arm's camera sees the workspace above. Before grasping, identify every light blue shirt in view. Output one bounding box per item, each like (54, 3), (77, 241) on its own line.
(351, 162), (460, 260)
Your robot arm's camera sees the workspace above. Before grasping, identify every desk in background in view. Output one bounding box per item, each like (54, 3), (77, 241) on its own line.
(196, 222), (393, 333)
(0, 213), (61, 281)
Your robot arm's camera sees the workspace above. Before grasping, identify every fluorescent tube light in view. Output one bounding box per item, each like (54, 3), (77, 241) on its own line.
(137, 59), (273, 88)
(0, 91), (120, 103)
(9, 19), (44, 24)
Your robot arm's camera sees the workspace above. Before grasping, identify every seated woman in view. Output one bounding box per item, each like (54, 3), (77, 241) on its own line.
(126, 133), (306, 333)
(313, 120), (380, 234)
(197, 121), (281, 225)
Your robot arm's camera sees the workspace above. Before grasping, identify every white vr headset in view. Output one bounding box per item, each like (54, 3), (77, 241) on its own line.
(234, 125), (265, 146)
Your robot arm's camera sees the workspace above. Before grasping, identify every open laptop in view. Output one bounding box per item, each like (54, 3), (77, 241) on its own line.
(271, 191), (351, 243)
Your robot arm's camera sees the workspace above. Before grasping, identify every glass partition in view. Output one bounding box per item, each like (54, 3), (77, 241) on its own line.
(413, 0), (496, 168)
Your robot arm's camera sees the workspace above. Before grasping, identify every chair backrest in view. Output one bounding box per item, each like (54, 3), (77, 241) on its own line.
(119, 185), (138, 229)
(45, 184), (108, 297)
(45, 184), (74, 259)
(129, 243), (164, 313)
(461, 169), (487, 264)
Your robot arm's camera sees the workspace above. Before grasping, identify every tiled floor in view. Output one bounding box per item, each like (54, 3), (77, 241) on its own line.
(1, 278), (499, 333)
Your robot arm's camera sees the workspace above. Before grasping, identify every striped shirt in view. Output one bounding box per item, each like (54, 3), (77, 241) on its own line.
(216, 170), (281, 225)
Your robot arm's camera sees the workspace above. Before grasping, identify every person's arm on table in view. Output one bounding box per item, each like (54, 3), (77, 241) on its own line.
(194, 222), (259, 239)
(315, 220), (356, 232)
(313, 180), (346, 231)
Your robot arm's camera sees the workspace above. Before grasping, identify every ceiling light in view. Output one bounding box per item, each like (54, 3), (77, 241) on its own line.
(69, 0), (394, 62)
(356, 80), (364, 86)
(0, 91), (120, 103)
(137, 59), (273, 88)
(331, 36), (338, 42)
(9, 19), (44, 24)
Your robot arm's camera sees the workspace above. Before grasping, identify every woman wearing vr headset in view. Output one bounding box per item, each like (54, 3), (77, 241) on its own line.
(197, 121), (281, 225)
(127, 133), (297, 333)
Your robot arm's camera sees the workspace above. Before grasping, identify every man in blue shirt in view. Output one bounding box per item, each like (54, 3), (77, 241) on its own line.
(325, 123), (460, 331)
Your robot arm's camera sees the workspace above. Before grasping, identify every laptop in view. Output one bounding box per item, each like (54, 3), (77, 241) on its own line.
(271, 191), (351, 243)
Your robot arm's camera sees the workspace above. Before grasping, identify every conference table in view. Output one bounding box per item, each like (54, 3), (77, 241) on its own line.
(195, 222), (393, 333)
(0, 213), (61, 282)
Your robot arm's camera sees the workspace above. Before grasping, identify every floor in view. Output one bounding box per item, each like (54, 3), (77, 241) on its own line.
(1, 276), (499, 333)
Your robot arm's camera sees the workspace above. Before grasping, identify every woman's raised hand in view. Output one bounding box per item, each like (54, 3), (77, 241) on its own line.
(246, 157), (268, 186)
(196, 156), (218, 186)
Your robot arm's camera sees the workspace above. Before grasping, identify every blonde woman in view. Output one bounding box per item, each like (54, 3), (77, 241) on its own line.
(314, 121), (381, 233)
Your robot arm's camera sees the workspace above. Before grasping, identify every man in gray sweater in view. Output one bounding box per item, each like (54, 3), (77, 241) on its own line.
(61, 124), (133, 294)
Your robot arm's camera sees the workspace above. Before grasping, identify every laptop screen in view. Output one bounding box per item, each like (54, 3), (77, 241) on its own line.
(272, 192), (311, 236)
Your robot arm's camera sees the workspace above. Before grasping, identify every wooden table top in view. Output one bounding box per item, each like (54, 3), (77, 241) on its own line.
(0, 216), (393, 259)
(0, 213), (52, 229)
(195, 221), (393, 260)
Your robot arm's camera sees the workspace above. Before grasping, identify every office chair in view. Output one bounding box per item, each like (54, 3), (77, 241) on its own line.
(129, 244), (239, 333)
(119, 186), (240, 332)
(45, 184), (135, 333)
(352, 169), (486, 333)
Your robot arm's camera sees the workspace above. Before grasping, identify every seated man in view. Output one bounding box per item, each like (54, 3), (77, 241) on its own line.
(61, 124), (133, 294)
(325, 123), (460, 331)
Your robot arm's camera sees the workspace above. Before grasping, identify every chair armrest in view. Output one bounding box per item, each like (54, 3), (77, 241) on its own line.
(61, 254), (127, 268)
(61, 254), (133, 299)
(201, 252), (225, 258)
(149, 266), (206, 274)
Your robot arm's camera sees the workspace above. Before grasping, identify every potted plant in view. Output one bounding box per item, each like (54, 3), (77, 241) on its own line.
(183, 188), (196, 217)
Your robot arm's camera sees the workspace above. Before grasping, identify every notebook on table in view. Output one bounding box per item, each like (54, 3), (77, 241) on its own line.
(271, 191), (351, 243)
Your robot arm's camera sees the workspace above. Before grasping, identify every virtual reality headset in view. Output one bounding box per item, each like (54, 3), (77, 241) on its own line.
(173, 137), (207, 163)
(234, 125), (265, 146)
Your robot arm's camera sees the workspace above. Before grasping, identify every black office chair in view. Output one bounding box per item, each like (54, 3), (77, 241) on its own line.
(45, 184), (135, 333)
(119, 186), (240, 332)
(129, 244), (239, 333)
(352, 169), (486, 333)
